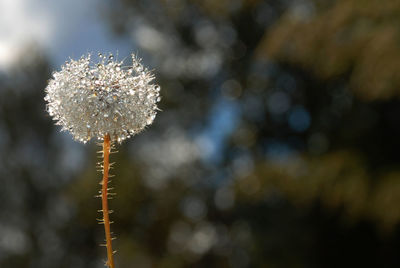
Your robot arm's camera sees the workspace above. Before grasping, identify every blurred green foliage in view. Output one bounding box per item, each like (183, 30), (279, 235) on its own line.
(261, 0), (400, 100)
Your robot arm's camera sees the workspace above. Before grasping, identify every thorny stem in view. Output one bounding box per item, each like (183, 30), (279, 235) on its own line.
(102, 134), (115, 268)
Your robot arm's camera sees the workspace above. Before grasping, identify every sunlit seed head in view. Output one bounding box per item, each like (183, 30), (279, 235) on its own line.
(45, 53), (161, 143)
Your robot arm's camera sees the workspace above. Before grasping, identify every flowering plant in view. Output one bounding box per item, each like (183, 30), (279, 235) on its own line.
(45, 53), (160, 267)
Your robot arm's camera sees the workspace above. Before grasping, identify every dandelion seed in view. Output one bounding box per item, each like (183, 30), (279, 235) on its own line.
(44, 53), (160, 143)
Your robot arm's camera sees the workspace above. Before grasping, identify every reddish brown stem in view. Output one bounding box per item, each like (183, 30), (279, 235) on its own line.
(102, 134), (115, 268)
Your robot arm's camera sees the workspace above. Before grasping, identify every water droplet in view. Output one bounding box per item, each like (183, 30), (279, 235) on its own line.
(106, 96), (114, 103)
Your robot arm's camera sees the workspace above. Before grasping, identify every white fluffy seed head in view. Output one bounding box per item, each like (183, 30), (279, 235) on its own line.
(44, 53), (160, 143)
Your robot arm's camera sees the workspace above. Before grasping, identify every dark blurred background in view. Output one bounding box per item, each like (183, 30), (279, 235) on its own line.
(1, 0), (400, 267)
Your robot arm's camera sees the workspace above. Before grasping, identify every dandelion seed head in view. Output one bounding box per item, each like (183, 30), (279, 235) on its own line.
(44, 53), (160, 143)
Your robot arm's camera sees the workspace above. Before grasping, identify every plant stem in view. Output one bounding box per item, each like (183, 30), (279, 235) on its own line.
(102, 134), (115, 268)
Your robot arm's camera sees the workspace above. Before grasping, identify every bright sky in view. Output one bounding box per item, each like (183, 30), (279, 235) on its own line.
(0, 0), (130, 70)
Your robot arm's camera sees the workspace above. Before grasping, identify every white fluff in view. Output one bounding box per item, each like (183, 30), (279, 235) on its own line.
(45, 53), (160, 143)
